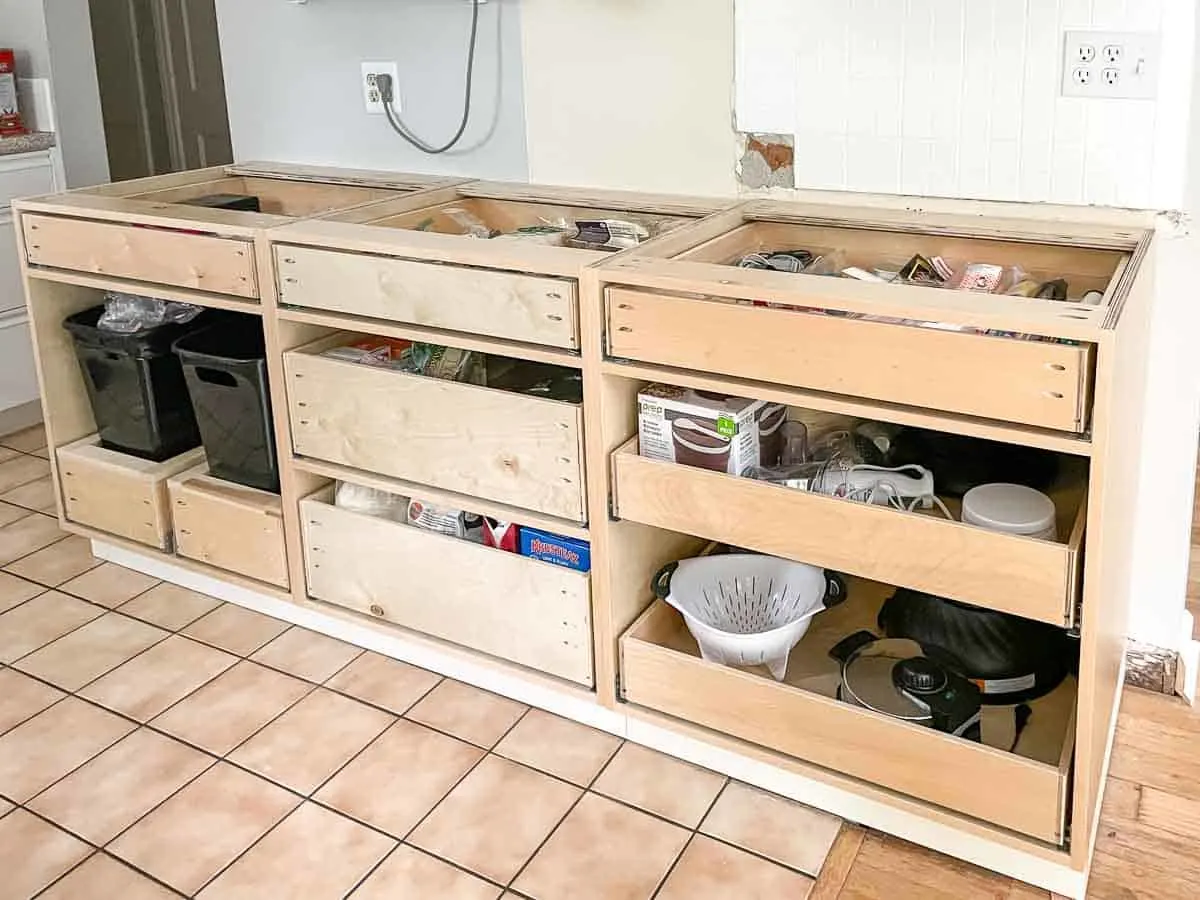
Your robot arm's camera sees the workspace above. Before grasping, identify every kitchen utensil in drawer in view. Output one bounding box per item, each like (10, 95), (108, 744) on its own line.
(829, 631), (982, 738)
(652, 554), (846, 680)
(878, 588), (1077, 705)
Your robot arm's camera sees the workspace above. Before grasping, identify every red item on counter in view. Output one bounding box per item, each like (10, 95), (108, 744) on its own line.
(0, 50), (28, 137)
(483, 518), (520, 552)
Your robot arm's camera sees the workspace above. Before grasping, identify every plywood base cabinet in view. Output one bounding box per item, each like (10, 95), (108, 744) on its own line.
(14, 164), (1159, 900)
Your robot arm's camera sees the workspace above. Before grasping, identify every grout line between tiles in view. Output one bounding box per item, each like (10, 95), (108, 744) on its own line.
(187, 792), (311, 897)
(57, 569), (164, 611)
(9, 610), (177, 692)
(25, 749), (222, 849)
(649, 831), (700, 900)
(0, 523), (75, 575)
(502, 711), (633, 894)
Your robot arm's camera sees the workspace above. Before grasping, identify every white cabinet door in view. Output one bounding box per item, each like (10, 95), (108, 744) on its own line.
(0, 221), (25, 313)
(0, 152), (54, 313)
(0, 312), (39, 413)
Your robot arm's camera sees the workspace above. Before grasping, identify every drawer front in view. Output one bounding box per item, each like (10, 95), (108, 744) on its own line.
(23, 214), (258, 298)
(0, 160), (54, 210)
(612, 442), (1084, 626)
(302, 497), (594, 686)
(57, 440), (205, 550)
(607, 288), (1094, 433)
(286, 351), (586, 522)
(277, 245), (579, 349)
(621, 602), (1072, 843)
(170, 470), (289, 588)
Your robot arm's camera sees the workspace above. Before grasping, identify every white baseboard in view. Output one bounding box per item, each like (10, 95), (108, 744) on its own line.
(0, 400), (42, 437)
(92, 539), (1086, 898)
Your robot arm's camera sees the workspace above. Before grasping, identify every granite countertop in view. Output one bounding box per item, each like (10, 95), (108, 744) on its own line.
(0, 132), (56, 157)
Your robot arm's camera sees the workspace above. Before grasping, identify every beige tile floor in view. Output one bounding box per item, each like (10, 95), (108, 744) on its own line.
(7, 424), (1178, 899)
(0, 425), (847, 899)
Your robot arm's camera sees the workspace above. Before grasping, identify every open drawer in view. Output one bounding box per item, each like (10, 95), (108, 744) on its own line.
(611, 438), (1086, 626)
(598, 201), (1150, 434)
(620, 576), (1077, 844)
(57, 435), (205, 550)
(18, 164), (454, 299)
(168, 465), (288, 589)
(270, 181), (720, 349)
(275, 246), (580, 349)
(301, 487), (593, 686)
(607, 287), (1096, 433)
(284, 335), (586, 522)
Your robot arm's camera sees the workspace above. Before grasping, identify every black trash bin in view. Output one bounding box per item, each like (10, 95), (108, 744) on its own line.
(174, 318), (280, 493)
(63, 305), (208, 461)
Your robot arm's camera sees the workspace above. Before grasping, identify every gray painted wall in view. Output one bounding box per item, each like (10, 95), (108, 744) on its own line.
(0, 0), (52, 77)
(0, 0), (109, 187)
(44, 0), (108, 186)
(213, 0), (528, 180)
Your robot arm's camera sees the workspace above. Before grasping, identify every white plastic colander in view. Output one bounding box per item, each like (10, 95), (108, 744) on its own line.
(653, 554), (847, 681)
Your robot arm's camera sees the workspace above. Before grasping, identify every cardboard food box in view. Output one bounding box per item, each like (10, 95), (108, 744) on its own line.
(520, 528), (590, 572)
(638, 384), (783, 475)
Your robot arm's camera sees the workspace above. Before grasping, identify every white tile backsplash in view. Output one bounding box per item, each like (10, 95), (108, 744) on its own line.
(737, 0), (1195, 208)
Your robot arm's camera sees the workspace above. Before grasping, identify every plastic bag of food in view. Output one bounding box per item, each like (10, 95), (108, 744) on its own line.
(399, 343), (486, 383)
(444, 207), (496, 239)
(97, 292), (203, 333)
(407, 499), (483, 541)
(335, 482), (407, 521)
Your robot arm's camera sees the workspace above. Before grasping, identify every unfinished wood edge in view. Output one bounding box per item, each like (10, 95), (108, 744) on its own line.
(808, 823), (867, 900)
(579, 265), (619, 708)
(1123, 640), (1180, 695)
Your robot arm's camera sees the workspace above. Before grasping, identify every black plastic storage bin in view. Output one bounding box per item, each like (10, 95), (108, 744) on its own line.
(174, 316), (280, 493)
(64, 305), (209, 461)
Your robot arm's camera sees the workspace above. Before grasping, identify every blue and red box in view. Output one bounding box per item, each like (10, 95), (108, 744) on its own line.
(519, 527), (591, 572)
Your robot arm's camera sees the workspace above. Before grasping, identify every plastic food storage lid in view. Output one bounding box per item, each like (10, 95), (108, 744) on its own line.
(962, 483), (1057, 536)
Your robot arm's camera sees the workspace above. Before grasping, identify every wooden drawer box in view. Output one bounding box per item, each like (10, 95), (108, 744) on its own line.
(57, 436), (205, 550)
(168, 465), (288, 588)
(611, 439), (1086, 627)
(276, 245), (580, 349)
(606, 287), (1096, 433)
(620, 581), (1077, 844)
(23, 214), (259, 298)
(301, 490), (593, 686)
(285, 338), (586, 522)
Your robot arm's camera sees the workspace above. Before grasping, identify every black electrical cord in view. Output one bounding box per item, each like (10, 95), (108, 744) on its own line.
(376, 0), (481, 154)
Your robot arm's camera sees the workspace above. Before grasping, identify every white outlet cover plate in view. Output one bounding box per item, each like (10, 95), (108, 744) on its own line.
(1062, 31), (1160, 100)
(361, 61), (399, 115)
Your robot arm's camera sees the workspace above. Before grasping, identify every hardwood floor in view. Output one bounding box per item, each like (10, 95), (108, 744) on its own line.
(813, 687), (1200, 899)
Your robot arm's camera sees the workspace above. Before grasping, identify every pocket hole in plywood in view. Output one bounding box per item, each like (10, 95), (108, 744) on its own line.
(1044, 391), (1065, 399)
(1047, 363), (1067, 372)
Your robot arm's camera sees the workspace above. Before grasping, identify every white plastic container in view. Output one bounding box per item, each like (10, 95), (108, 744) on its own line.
(653, 554), (845, 681)
(962, 483), (1058, 541)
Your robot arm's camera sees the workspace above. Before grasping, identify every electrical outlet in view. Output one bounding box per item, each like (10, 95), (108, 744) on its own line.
(1062, 31), (1160, 100)
(361, 61), (399, 115)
